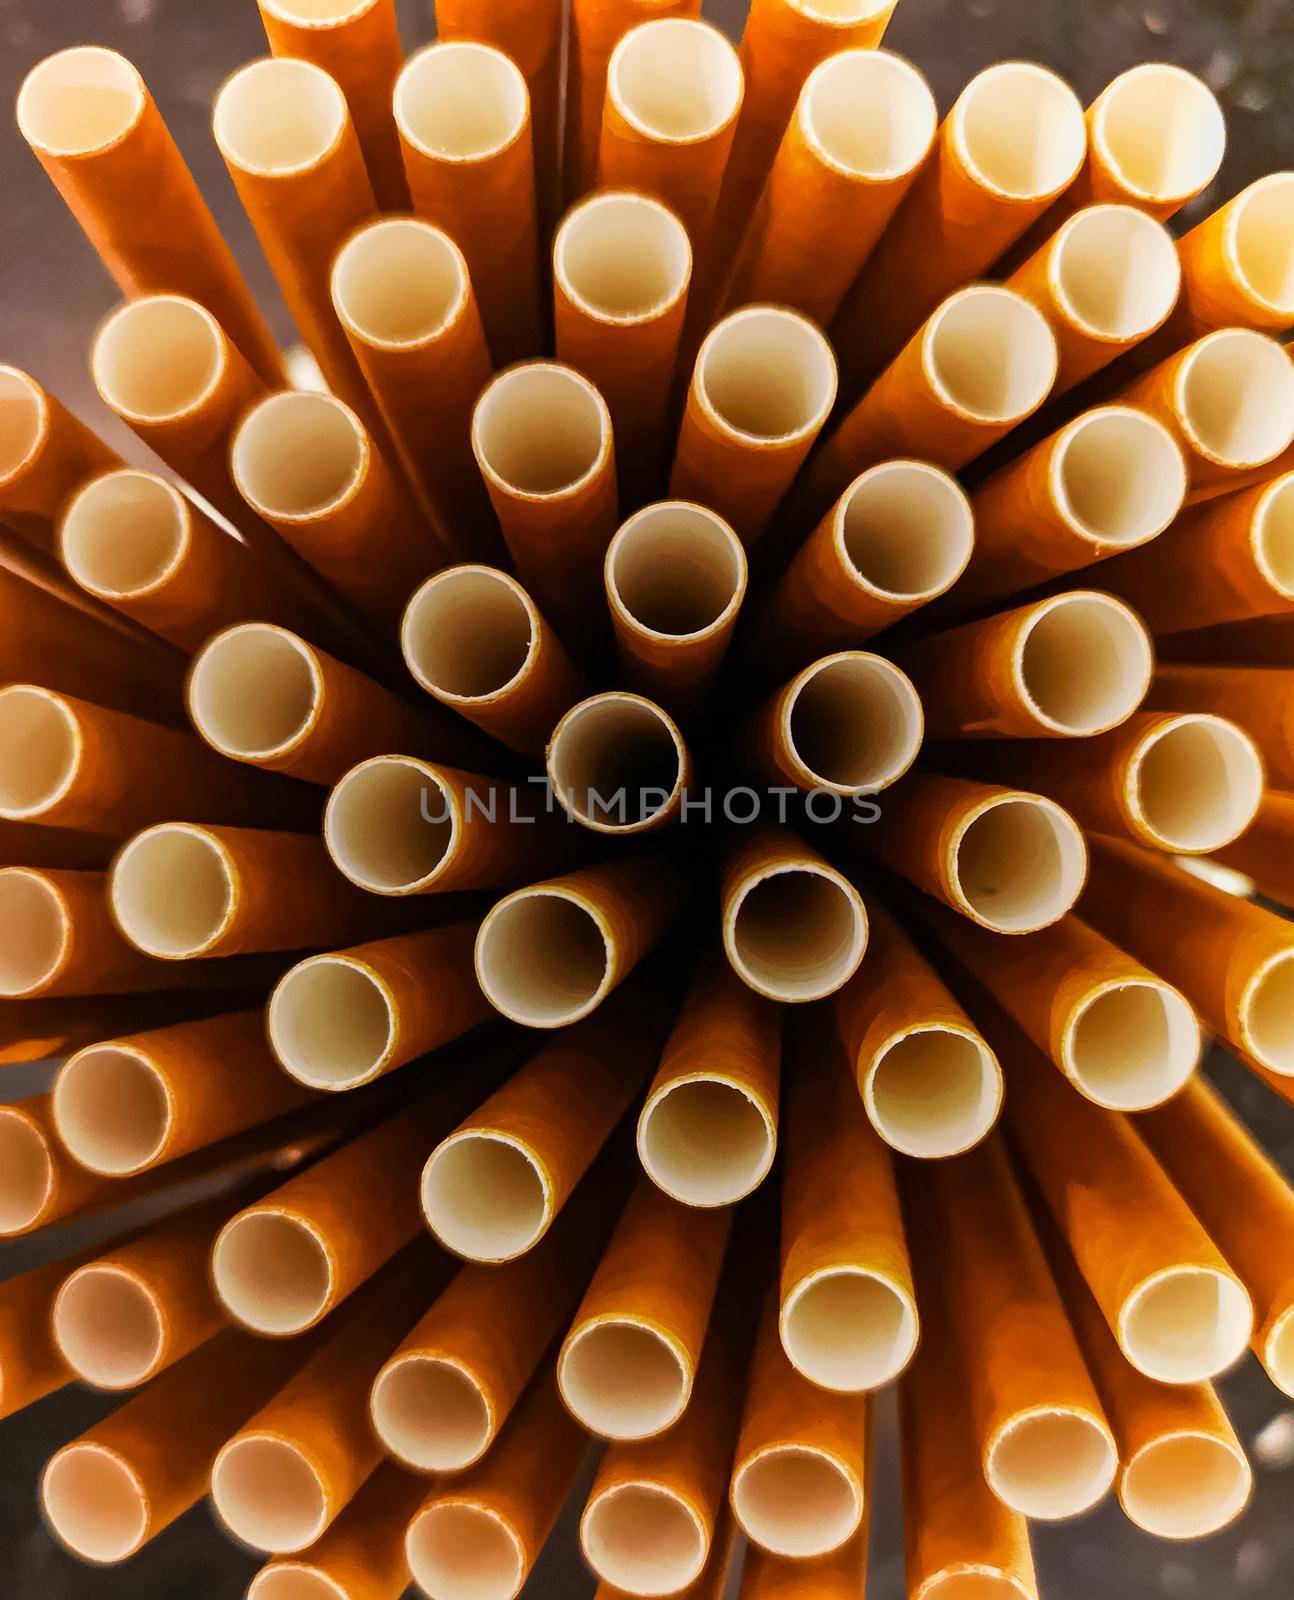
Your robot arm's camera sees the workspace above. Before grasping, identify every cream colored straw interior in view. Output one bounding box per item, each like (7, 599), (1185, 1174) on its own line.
(582, 1483), (707, 1594)
(421, 1132), (548, 1261)
(986, 1411), (1117, 1521)
(1065, 981), (1201, 1110)
(1122, 1432), (1252, 1539)
(395, 43), (527, 162)
(371, 1355), (493, 1472)
(731, 1447), (860, 1558)
(41, 1445), (148, 1563)
(233, 393), (365, 519)
(0, 870), (66, 997)
(406, 1502), (524, 1600)
(1255, 474), (1294, 596)
(187, 626), (321, 761)
(638, 1076), (774, 1205)
(955, 62), (1084, 199)
(727, 866), (866, 1002)
(920, 1576), (1031, 1600)
(1017, 595), (1152, 735)
(1095, 64), (1225, 203)
(1230, 173), (1294, 316)
(0, 368), (44, 483)
(476, 888), (612, 1026)
(403, 568), (535, 701)
(786, 655), (923, 792)
(212, 1211), (332, 1334)
(781, 1268), (918, 1392)
(836, 464), (973, 601)
(927, 289), (1056, 422)
(263, 0), (376, 21)
(1053, 208), (1180, 340)
(53, 1267), (164, 1389)
(865, 1027), (1002, 1158)
(110, 825), (232, 957)
(474, 365), (607, 495)
(1179, 331), (1294, 466)
(697, 308), (836, 442)
(52, 1045), (169, 1173)
(269, 957), (394, 1089)
(324, 758), (454, 894)
(0, 687), (77, 819)
(1052, 409), (1185, 548)
(609, 19), (741, 143)
(92, 297), (223, 421)
(248, 1566), (347, 1600)
(802, 50), (936, 179)
(549, 696), (685, 830)
(332, 219), (468, 347)
(555, 193), (691, 322)
(61, 472), (188, 597)
(17, 47), (143, 157)
(214, 58), (345, 175)
(1263, 1306), (1294, 1397)
(953, 798), (1086, 933)
(560, 1320), (689, 1439)
(212, 1436), (329, 1554)
(1120, 1267), (1253, 1382)
(608, 506), (745, 638)
(1240, 949), (1294, 1075)
(1132, 715), (1264, 852)
(0, 1107), (52, 1233)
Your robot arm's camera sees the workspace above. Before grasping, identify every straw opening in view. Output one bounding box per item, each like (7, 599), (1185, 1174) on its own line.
(1230, 173), (1294, 315)
(371, 1355), (493, 1471)
(248, 1567), (347, 1600)
(987, 1410), (1117, 1521)
(727, 865), (866, 1002)
(837, 463), (973, 600)
(421, 1132), (549, 1261)
(110, 825), (232, 957)
(263, 0), (377, 21)
(918, 1575), (1032, 1600)
(213, 1436), (329, 1554)
(233, 393), (365, 520)
(395, 43), (527, 163)
(607, 505), (745, 638)
(406, 1502), (525, 1600)
(0, 368), (44, 483)
(17, 47), (144, 157)
(403, 568), (535, 701)
(1095, 64), (1225, 204)
(332, 220), (468, 348)
(268, 958), (394, 1089)
(549, 695), (686, 831)
(212, 1210), (333, 1334)
(638, 1076), (774, 1205)
(61, 472), (188, 597)
(785, 654), (923, 793)
(324, 758), (455, 894)
(215, 59), (346, 175)
(555, 193), (691, 323)
(560, 1319), (689, 1439)
(0, 1107), (53, 1234)
(1240, 948), (1294, 1075)
(476, 889), (612, 1027)
(1121, 1432), (1252, 1539)
(52, 1045), (169, 1173)
(1179, 330), (1294, 467)
(731, 1446), (860, 1558)
(1120, 1266), (1253, 1382)
(1052, 409), (1185, 548)
(1255, 474), (1294, 596)
(0, 686), (77, 818)
(41, 1445), (147, 1564)
(1132, 715), (1263, 852)
(927, 288), (1056, 423)
(1053, 208), (1180, 340)
(1065, 980), (1201, 1109)
(802, 51), (936, 180)
(956, 62), (1084, 200)
(53, 1267), (165, 1389)
(1017, 594), (1152, 736)
(952, 797), (1086, 933)
(187, 626), (321, 760)
(781, 1267), (919, 1391)
(581, 1483), (707, 1595)
(865, 1027), (1002, 1157)
(473, 365), (608, 496)
(92, 297), (223, 421)
(0, 869), (66, 996)
(1263, 1306), (1294, 1397)
(609, 19), (741, 144)
(697, 308), (836, 443)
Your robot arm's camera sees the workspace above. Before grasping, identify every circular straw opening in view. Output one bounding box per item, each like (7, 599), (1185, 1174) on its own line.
(324, 758), (455, 894)
(0, 1106), (53, 1233)
(953, 798), (1087, 933)
(919, 1577), (1032, 1600)
(837, 463), (973, 601)
(407, 1502), (525, 1600)
(865, 1027), (1002, 1158)
(0, 869), (67, 996)
(0, 687), (77, 818)
(555, 192), (691, 322)
(560, 1320), (689, 1439)
(732, 1446), (860, 1558)
(803, 50), (936, 178)
(212, 1211), (332, 1335)
(786, 654), (923, 793)
(1018, 595), (1152, 735)
(1230, 173), (1294, 317)
(61, 472), (187, 597)
(53, 1268), (165, 1390)
(781, 1268), (919, 1391)
(187, 626), (321, 761)
(233, 393), (365, 519)
(1052, 207), (1181, 341)
(1255, 474), (1294, 597)
(403, 568), (535, 701)
(473, 365), (608, 496)
(609, 19), (741, 143)
(1065, 981), (1201, 1109)
(1120, 1267), (1254, 1383)
(1179, 330), (1294, 467)
(928, 287), (1057, 423)
(214, 58), (346, 175)
(248, 1567), (347, 1600)
(0, 367), (45, 485)
(1121, 1432), (1252, 1539)
(213, 1436), (329, 1554)
(422, 1132), (548, 1261)
(697, 308), (836, 442)
(371, 1355), (493, 1472)
(1054, 409), (1186, 548)
(52, 1045), (169, 1174)
(92, 297), (223, 421)
(548, 695), (685, 831)
(581, 1483), (707, 1596)
(727, 866), (866, 1002)
(638, 1076), (774, 1205)
(1240, 949), (1294, 1075)
(110, 825), (232, 957)
(956, 62), (1084, 198)
(1263, 1306), (1294, 1397)
(268, 958), (394, 1089)
(395, 42), (527, 162)
(17, 47), (144, 157)
(1095, 63), (1225, 204)
(332, 219), (468, 347)
(987, 1410), (1118, 1521)
(41, 1445), (148, 1564)
(1133, 716), (1264, 852)
(607, 504), (746, 638)
(476, 889), (611, 1027)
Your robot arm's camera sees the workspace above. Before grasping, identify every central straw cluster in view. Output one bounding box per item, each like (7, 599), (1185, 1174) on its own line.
(2, 4), (1294, 1600)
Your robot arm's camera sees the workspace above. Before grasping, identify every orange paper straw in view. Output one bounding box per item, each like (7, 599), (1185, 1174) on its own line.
(1, 1245), (102, 1420)
(1216, 790), (1294, 906)
(0, 990), (257, 1068)
(1166, 172), (1294, 346)
(1147, 662), (1294, 787)
(547, 693), (691, 834)
(0, 365), (118, 554)
(0, 819), (115, 872)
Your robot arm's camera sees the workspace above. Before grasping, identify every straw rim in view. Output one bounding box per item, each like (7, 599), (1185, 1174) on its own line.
(0, 365), (50, 485)
(52, 1039), (174, 1174)
(267, 952), (398, 1089)
(394, 41), (529, 166)
(950, 60), (1085, 203)
(1223, 172), (1294, 319)
(1118, 1425), (1253, 1539)
(553, 190), (692, 327)
(472, 361), (613, 504)
(402, 565), (540, 706)
(558, 1312), (693, 1439)
(799, 49), (937, 183)
(323, 754), (463, 896)
(40, 1439), (150, 1564)
(108, 822), (237, 958)
(636, 1068), (777, 1206)
(474, 884), (617, 1027)
(232, 391), (370, 522)
(693, 304), (838, 448)
(984, 1403), (1119, 1521)
(0, 1100), (56, 1234)
(0, 867), (71, 997)
(370, 1349), (497, 1471)
(1047, 406), (1187, 548)
(605, 503), (747, 646)
(1091, 62), (1225, 206)
(331, 218), (472, 352)
(547, 691), (689, 833)
(779, 1263), (920, 1392)
(1010, 591), (1154, 738)
(213, 57), (349, 179)
(211, 1203), (338, 1337)
(607, 18), (743, 148)
(91, 295), (229, 427)
(1046, 207), (1182, 344)
(946, 789), (1089, 933)
(0, 685), (80, 821)
(60, 470), (193, 600)
(186, 623), (325, 762)
(17, 47), (147, 161)
(832, 460), (975, 602)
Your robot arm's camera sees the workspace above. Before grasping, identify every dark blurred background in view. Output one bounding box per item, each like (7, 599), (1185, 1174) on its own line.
(1, 0), (1293, 1595)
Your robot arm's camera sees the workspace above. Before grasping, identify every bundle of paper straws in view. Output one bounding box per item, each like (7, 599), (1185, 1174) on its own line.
(2, 1), (1294, 1596)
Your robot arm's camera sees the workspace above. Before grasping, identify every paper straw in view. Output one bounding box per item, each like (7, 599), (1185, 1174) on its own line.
(953, 407), (1186, 610)
(39, 1331), (304, 1564)
(268, 924), (490, 1091)
(669, 305), (836, 547)
(835, 899), (1003, 1158)
(898, 591), (1153, 740)
(1080, 834), (1294, 1078)
(779, 1022), (917, 1392)
(554, 191), (692, 499)
(231, 390), (442, 630)
(0, 819), (114, 872)
(255, 0), (409, 209)
(600, 19), (743, 261)
(0, 365), (118, 553)
(725, 50), (934, 328)
(1157, 611), (1294, 667)
(407, 1374), (588, 1600)
(111, 822), (402, 960)
(737, 1534), (866, 1600)
(1148, 664), (1294, 786)
(472, 361), (618, 631)
(637, 952), (780, 1207)
(559, 1177), (731, 1438)
(402, 566), (585, 756)
(863, 773), (1087, 934)
(17, 47), (283, 384)
(423, 1003), (666, 1258)
(720, 827), (867, 1003)
(999, 1017), (1254, 1383)
(330, 218), (497, 553)
(1217, 791), (1294, 906)
(395, 42), (540, 366)
(2, 1244), (104, 1419)
(212, 1253), (431, 1553)
(0, 990), (258, 1069)
(1167, 172), (1294, 345)
(547, 693), (691, 833)
(829, 62), (1084, 393)
(755, 463), (973, 675)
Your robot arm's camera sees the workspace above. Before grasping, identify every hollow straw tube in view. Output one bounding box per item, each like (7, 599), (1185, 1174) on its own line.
(547, 693), (691, 834)
(1217, 791), (1294, 906)
(0, 365), (118, 553)
(1164, 172), (1294, 346)
(1147, 663), (1294, 787)
(0, 989), (258, 1069)
(1, 1241), (110, 1419)
(736, 1534), (867, 1600)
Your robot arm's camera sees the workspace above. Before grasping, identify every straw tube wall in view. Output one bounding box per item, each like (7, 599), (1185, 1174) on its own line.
(0, 366), (118, 553)
(1218, 791), (1294, 908)
(547, 693), (692, 834)
(1167, 172), (1294, 344)
(1, 1246), (103, 1420)
(395, 42), (541, 366)
(17, 47), (283, 384)
(1147, 663), (1294, 787)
